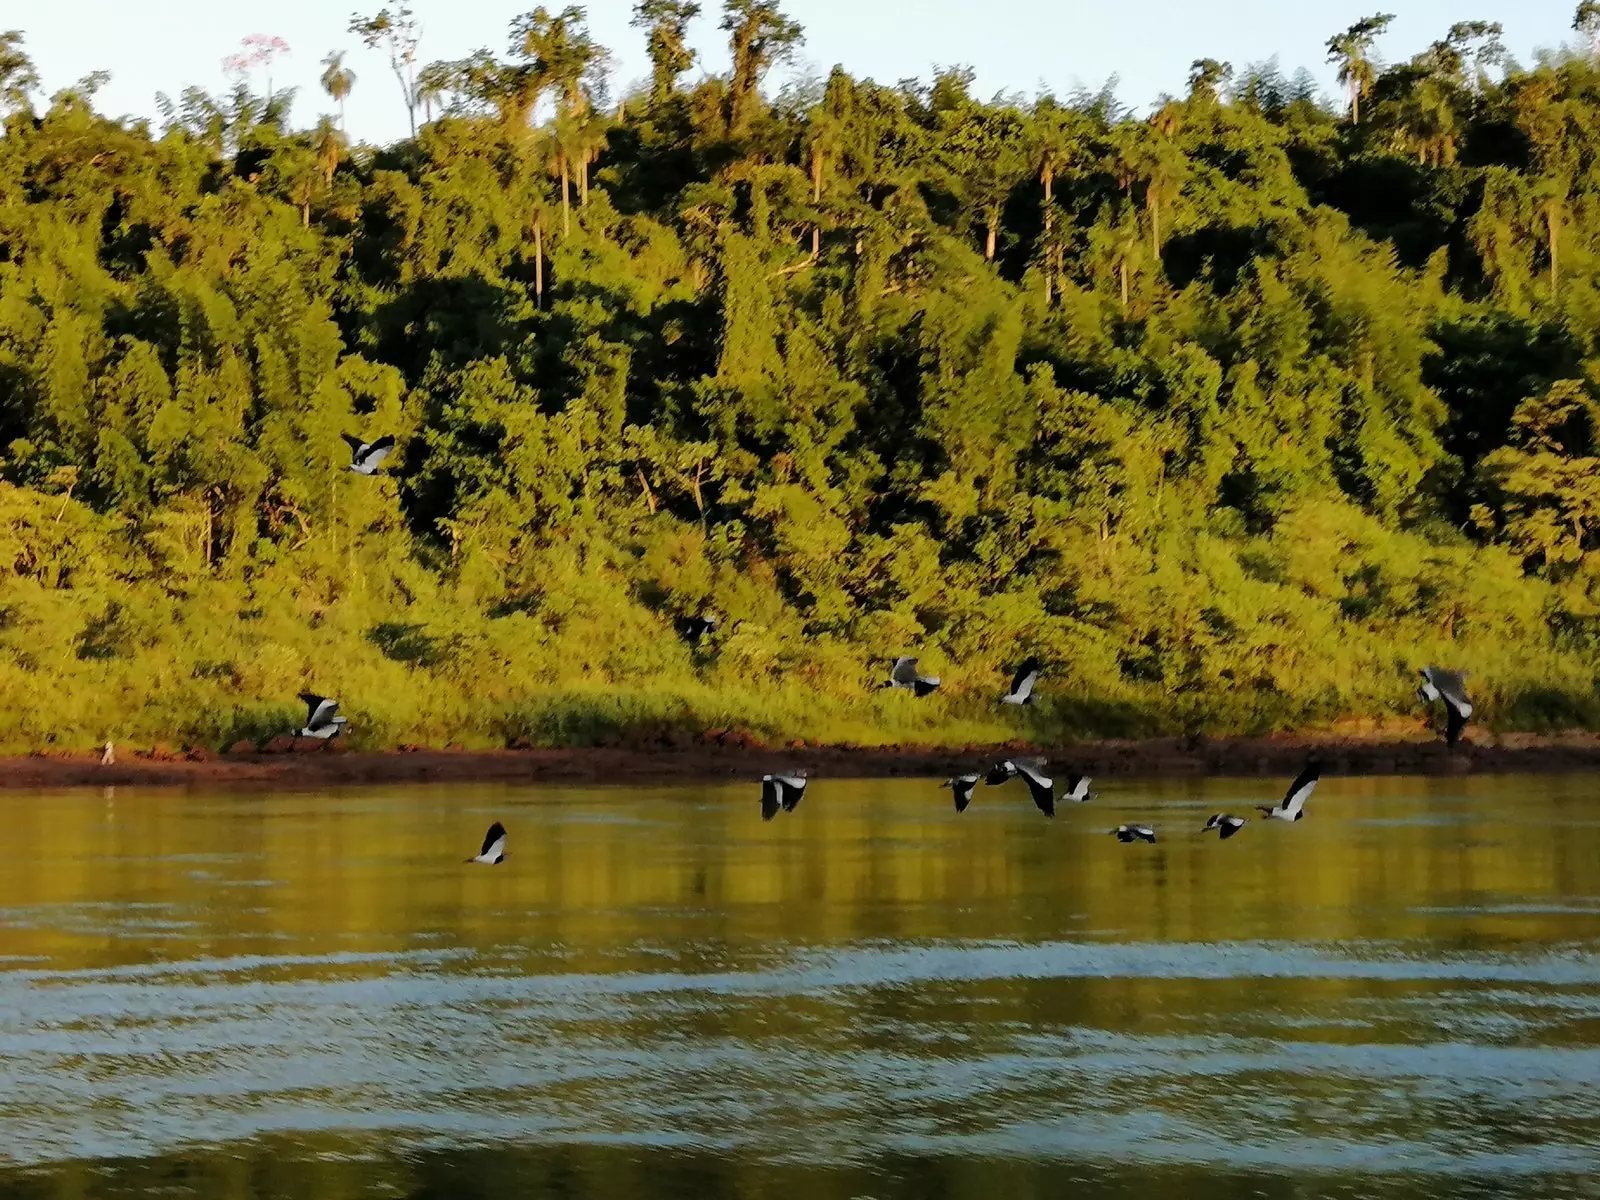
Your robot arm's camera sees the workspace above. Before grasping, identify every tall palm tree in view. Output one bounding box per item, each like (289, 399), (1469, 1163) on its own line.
(0, 30), (39, 116)
(1326, 13), (1394, 124)
(320, 51), (356, 130)
(721, 0), (803, 138)
(630, 1), (699, 104)
(513, 6), (605, 119)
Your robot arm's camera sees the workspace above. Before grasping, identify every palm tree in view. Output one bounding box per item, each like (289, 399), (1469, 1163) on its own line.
(1579, 2), (1600, 56)
(349, 7), (421, 137)
(1326, 13), (1394, 124)
(314, 118), (344, 186)
(513, 6), (605, 119)
(0, 30), (39, 116)
(320, 51), (356, 130)
(631, 1), (699, 104)
(721, 0), (804, 138)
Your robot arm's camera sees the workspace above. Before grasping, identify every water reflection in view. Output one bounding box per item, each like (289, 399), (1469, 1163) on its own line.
(0, 774), (1597, 1199)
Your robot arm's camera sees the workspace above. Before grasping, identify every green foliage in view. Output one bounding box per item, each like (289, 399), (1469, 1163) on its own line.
(0, 10), (1599, 755)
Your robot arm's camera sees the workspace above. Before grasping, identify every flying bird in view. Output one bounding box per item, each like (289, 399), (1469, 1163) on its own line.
(1202, 813), (1247, 839)
(1000, 657), (1043, 705)
(678, 614), (719, 644)
(342, 433), (396, 475)
(1061, 774), (1093, 803)
(1258, 762), (1320, 822)
(1418, 667), (1472, 746)
(1013, 758), (1055, 817)
(944, 773), (980, 813)
(1111, 824), (1156, 843)
(887, 656), (941, 697)
(761, 772), (808, 821)
(984, 759), (1018, 786)
(467, 821), (507, 865)
(296, 693), (348, 740)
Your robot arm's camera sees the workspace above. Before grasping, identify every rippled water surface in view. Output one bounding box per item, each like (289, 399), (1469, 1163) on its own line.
(2, 773), (1599, 1199)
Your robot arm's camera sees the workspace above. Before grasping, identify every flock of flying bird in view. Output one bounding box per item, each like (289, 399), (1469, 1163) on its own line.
(319, 434), (1481, 865)
(458, 665), (1476, 866)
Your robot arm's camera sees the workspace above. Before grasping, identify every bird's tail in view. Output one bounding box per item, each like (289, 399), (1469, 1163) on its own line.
(1255, 805), (1276, 816)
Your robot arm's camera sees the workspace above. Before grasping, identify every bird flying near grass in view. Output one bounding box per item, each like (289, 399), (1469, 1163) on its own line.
(886, 656), (940, 696)
(1000, 657), (1042, 705)
(296, 693), (348, 740)
(1111, 824), (1156, 843)
(1418, 667), (1472, 746)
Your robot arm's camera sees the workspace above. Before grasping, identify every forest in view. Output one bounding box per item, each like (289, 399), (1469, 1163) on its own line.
(2, 4), (1600, 753)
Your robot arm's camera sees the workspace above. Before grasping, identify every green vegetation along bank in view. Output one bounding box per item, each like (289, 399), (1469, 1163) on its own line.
(3, 7), (1600, 753)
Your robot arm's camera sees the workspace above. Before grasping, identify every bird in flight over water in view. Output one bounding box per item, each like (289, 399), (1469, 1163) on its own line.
(296, 693), (348, 740)
(886, 656), (941, 697)
(761, 772), (808, 821)
(467, 822), (507, 864)
(1257, 762), (1320, 822)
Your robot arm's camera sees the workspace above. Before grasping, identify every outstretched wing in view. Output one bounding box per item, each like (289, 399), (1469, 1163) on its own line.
(760, 777), (781, 821)
(775, 774), (808, 812)
(890, 657), (918, 686)
(1133, 825), (1156, 843)
(480, 821), (507, 860)
(948, 775), (978, 813)
(1218, 819), (1243, 840)
(984, 761), (1015, 786)
(913, 677), (941, 697)
(340, 433), (365, 458)
(298, 692), (332, 727)
(1281, 763), (1320, 817)
(1009, 657), (1042, 700)
(1015, 760), (1054, 817)
(1445, 700), (1467, 746)
(362, 435), (397, 468)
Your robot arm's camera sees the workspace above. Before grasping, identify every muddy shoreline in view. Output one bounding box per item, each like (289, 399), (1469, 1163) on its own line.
(9, 732), (1600, 791)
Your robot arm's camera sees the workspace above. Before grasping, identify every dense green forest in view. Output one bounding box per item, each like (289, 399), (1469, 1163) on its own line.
(2, 5), (1600, 752)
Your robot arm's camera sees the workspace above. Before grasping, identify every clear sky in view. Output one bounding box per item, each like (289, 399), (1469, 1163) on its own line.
(14, 0), (1586, 144)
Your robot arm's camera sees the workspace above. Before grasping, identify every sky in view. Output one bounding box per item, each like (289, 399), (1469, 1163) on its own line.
(13, 0), (1588, 144)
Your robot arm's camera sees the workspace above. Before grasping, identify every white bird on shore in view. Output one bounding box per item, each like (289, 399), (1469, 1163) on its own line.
(467, 821), (507, 865)
(887, 656), (941, 697)
(1418, 667), (1472, 746)
(1202, 813), (1247, 839)
(296, 693), (349, 740)
(944, 773), (980, 813)
(342, 433), (396, 475)
(1111, 824), (1156, 843)
(1062, 774), (1093, 803)
(1258, 762), (1319, 822)
(1001, 657), (1042, 706)
(761, 772), (808, 821)
(100, 740), (115, 766)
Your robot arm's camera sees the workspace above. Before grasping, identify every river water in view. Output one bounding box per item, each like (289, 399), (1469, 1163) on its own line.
(0, 774), (1597, 1199)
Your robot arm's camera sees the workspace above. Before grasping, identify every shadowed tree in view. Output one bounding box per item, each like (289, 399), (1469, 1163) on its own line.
(721, 0), (804, 138)
(631, 0), (699, 104)
(320, 50), (356, 130)
(349, 6), (421, 136)
(1326, 12), (1394, 124)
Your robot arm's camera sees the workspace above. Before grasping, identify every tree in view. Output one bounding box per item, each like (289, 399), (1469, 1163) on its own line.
(320, 50), (357, 130)
(512, 6), (605, 118)
(349, 7), (421, 136)
(1579, 2), (1600, 55)
(0, 30), (39, 117)
(1187, 58), (1232, 102)
(721, 0), (803, 138)
(631, 1), (699, 104)
(224, 34), (292, 108)
(1326, 13), (1394, 124)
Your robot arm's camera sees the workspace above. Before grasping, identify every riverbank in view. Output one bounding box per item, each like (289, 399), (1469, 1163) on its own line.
(12, 731), (1600, 790)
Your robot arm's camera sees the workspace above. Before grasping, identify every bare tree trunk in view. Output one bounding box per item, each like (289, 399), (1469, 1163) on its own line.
(1119, 261), (1129, 312)
(535, 219), (544, 309)
(985, 209), (998, 261)
(1043, 168), (1054, 305)
(561, 158), (571, 236)
(637, 468), (657, 514)
(1549, 201), (1560, 299)
(811, 226), (819, 258)
(1151, 195), (1161, 257)
(580, 154), (589, 206)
